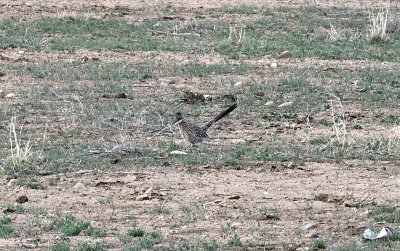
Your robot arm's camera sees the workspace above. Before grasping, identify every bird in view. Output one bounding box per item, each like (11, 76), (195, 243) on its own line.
(173, 104), (237, 144)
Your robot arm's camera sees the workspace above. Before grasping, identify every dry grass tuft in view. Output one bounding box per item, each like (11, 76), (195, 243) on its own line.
(327, 23), (343, 42)
(227, 23), (246, 44)
(367, 3), (390, 42)
(2, 118), (36, 175)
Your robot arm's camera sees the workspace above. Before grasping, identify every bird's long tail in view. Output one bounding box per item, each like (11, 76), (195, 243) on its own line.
(202, 104), (237, 130)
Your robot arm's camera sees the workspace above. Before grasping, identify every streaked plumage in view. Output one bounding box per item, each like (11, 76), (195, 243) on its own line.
(173, 104), (237, 144)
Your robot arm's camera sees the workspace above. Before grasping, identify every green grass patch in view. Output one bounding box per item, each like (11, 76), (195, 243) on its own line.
(124, 230), (162, 250)
(373, 205), (400, 223)
(51, 242), (70, 251)
(1, 8), (399, 61)
(227, 234), (242, 247)
(77, 242), (107, 251)
(127, 229), (145, 237)
(0, 216), (16, 238)
(50, 214), (99, 236)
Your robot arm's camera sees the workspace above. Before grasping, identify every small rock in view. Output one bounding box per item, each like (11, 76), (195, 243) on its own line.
(360, 210), (372, 217)
(277, 50), (293, 59)
(18, 50), (25, 54)
(228, 195), (241, 200)
(315, 193), (329, 202)
(264, 101), (274, 106)
(231, 139), (246, 144)
(5, 93), (16, 99)
(231, 222), (242, 227)
(309, 232), (319, 238)
(277, 101), (293, 108)
(234, 81), (243, 87)
(112, 144), (137, 154)
(170, 150), (187, 155)
(74, 182), (86, 189)
(25, 2), (33, 6)
(136, 194), (150, 201)
(16, 195), (28, 204)
(270, 62), (277, 68)
(7, 179), (17, 186)
(300, 221), (318, 231)
(352, 79), (366, 88)
(344, 200), (360, 208)
(282, 161), (296, 169)
(203, 95), (212, 101)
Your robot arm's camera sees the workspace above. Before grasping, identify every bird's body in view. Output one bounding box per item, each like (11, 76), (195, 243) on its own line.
(173, 104), (237, 144)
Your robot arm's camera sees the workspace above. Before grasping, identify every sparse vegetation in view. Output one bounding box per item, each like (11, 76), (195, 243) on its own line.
(51, 242), (70, 251)
(127, 229), (145, 237)
(1, 1), (400, 250)
(373, 205), (400, 223)
(50, 214), (92, 236)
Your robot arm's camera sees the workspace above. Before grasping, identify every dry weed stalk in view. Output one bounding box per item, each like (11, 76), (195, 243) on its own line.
(368, 3), (390, 42)
(2, 118), (34, 174)
(327, 23), (343, 41)
(328, 97), (347, 148)
(228, 23), (246, 44)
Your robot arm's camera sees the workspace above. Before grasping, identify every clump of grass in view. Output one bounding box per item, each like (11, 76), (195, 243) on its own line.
(373, 205), (400, 223)
(312, 239), (326, 249)
(51, 242), (70, 251)
(17, 178), (46, 190)
(127, 228), (145, 237)
(87, 226), (107, 238)
(0, 216), (15, 238)
(77, 242), (106, 251)
(124, 230), (162, 249)
(166, 140), (180, 152)
(50, 214), (91, 236)
(227, 234), (242, 247)
(367, 4), (390, 42)
(152, 205), (171, 215)
(2, 118), (36, 175)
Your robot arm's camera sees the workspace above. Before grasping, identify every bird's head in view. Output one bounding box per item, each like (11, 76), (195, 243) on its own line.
(173, 112), (183, 125)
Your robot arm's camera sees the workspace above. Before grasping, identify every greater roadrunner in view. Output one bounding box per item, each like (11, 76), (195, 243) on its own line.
(173, 104), (237, 144)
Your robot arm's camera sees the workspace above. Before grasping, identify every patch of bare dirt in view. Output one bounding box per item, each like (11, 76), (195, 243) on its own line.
(0, 162), (399, 249)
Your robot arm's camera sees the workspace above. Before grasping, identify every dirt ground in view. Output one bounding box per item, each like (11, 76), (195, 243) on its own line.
(1, 161), (400, 249)
(1, 0), (400, 250)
